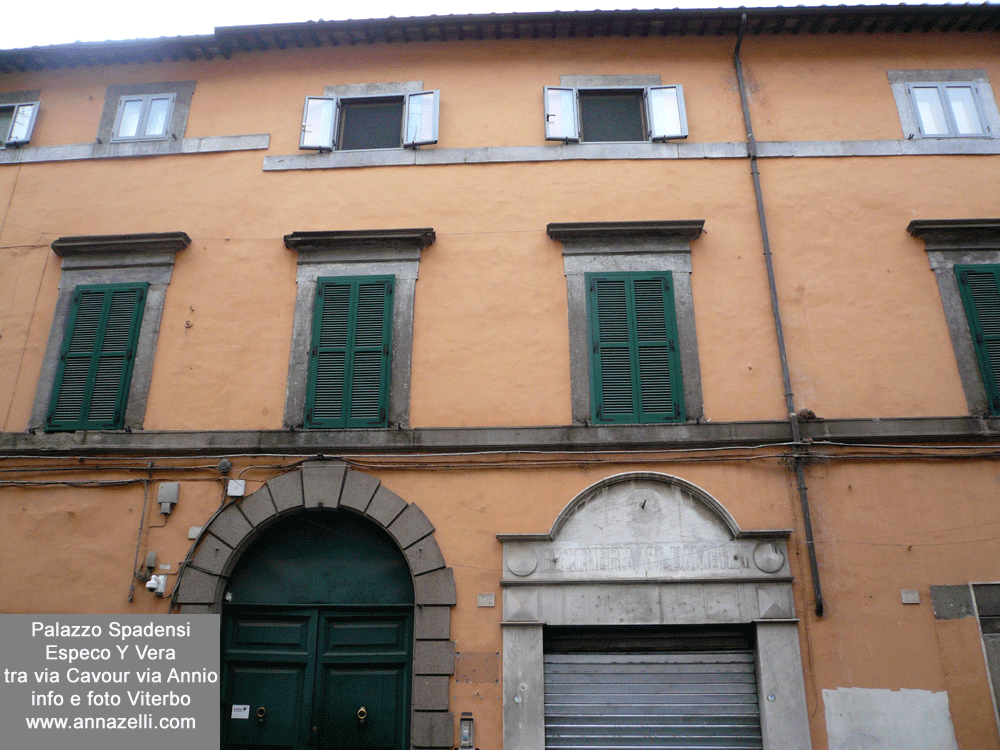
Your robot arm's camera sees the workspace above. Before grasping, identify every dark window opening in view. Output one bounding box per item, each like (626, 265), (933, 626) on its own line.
(339, 97), (405, 151)
(579, 89), (645, 142)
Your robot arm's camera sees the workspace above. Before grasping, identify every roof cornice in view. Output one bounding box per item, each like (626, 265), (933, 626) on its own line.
(3, 5), (999, 74)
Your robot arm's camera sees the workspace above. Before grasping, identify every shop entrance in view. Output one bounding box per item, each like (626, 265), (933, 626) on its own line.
(220, 511), (414, 750)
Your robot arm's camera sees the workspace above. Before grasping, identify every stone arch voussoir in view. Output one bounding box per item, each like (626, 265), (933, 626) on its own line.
(173, 460), (456, 749)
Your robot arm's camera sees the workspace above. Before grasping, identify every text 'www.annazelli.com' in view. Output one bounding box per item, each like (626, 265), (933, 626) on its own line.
(26, 715), (196, 729)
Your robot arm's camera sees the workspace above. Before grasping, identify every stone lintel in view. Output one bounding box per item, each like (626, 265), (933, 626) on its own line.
(52, 232), (191, 256)
(284, 228), (436, 253)
(547, 220), (704, 243)
(908, 219), (1000, 250)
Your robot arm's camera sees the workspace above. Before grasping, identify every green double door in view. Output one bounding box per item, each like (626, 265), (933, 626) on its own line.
(218, 510), (416, 750)
(222, 606), (412, 750)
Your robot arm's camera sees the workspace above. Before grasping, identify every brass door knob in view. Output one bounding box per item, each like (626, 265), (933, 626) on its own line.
(357, 706), (368, 724)
(256, 706), (266, 725)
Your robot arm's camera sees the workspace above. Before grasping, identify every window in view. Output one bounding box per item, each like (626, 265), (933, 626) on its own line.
(889, 70), (999, 140)
(909, 219), (1000, 417)
(96, 82), (194, 147)
(305, 276), (394, 428)
(112, 93), (175, 142)
(955, 265), (1000, 413)
(0, 101), (39, 147)
(587, 272), (684, 423)
(283, 229), (435, 430)
(45, 284), (147, 431)
(545, 85), (687, 143)
(30, 232), (189, 432)
(549, 220), (704, 425)
(300, 90), (439, 151)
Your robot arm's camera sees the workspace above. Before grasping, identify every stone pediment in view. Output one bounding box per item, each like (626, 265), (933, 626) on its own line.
(499, 472), (791, 583)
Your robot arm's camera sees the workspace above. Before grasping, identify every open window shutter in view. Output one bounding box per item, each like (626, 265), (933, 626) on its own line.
(5, 102), (39, 146)
(46, 284), (147, 431)
(647, 85), (688, 141)
(545, 87), (580, 142)
(403, 90), (439, 147)
(307, 277), (393, 428)
(589, 274), (683, 424)
(300, 96), (338, 150)
(957, 266), (1000, 414)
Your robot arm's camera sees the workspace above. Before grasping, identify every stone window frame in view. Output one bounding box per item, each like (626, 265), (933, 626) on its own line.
(96, 81), (195, 153)
(283, 228), (435, 429)
(173, 461), (457, 750)
(888, 70), (1000, 140)
(908, 219), (1000, 416)
(0, 90), (41, 149)
(29, 232), (190, 431)
(548, 220), (705, 425)
(498, 472), (812, 750)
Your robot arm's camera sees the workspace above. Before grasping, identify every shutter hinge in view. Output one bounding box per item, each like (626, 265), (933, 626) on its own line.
(380, 407), (386, 423)
(383, 344), (389, 355)
(977, 332), (985, 345)
(126, 347), (134, 360)
(388, 281), (394, 294)
(593, 341), (599, 352)
(306, 409), (313, 423)
(669, 339), (676, 352)
(311, 345), (317, 356)
(589, 279), (595, 293)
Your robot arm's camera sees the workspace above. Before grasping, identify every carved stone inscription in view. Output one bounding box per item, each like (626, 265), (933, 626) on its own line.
(502, 476), (789, 581)
(550, 543), (751, 575)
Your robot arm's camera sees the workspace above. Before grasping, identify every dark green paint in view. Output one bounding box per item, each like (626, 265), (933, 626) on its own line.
(305, 277), (394, 429)
(956, 265), (1000, 415)
(586, 272), (684, 424)
(45, 283), (147, 432)
(221, 513), (413, 750)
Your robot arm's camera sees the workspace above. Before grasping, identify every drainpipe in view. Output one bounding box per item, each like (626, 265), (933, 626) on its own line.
(734, 14), (824, 617)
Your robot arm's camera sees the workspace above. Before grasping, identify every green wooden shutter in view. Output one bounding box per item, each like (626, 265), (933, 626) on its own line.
(956, 265), (1000, 414)
(45, 283), (147, 431)
(306, 276), (393, 428)
(588, 273), (684, 424)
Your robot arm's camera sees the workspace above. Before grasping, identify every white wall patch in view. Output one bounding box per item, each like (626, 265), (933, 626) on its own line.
(824, 687), (959, 750)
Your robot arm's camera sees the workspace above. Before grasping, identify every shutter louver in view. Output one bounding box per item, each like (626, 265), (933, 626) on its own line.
(589, 273), (684, 424)
(306, 277), (393, 428)
(957, 266), (1000, 413)
(46, 284), (147, 431)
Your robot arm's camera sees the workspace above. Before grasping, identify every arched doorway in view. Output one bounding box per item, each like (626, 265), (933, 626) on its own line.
(173, 462), (457, 750)
(221, 511), (413, 750)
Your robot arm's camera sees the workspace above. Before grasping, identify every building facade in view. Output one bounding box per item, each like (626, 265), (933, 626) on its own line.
(2, 5), (1000, 749)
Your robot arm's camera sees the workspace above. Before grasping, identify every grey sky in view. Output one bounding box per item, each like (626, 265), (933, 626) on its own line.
(2, 0), (842, 50)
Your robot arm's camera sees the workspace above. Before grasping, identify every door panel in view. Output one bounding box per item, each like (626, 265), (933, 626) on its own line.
(318, 667), (405, 749)
(223, 607), (412, 750)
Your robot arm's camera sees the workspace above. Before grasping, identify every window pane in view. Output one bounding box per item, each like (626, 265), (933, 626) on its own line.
(339, 98), (404, 151)
(579, 90), (645, 142)
(118, 99), (144, 139)
(143, 97), (171, 137)
(404, 90), (438, 146)
(911, 86), (949, 135)
(945, 86), (984, 135)
(302, 97), (336, 149)
(0, 107), (12, 143)
(8, 103), (35, 142)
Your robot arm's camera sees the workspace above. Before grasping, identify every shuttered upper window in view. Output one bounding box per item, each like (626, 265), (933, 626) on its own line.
(45, 283), (148, 431)
(587, 272), (684, 424)
(956, 265), (1000, 414)
(305, 276), (394, 428)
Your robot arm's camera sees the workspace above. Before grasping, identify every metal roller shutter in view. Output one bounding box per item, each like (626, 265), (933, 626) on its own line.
(544, 628), (762, 750)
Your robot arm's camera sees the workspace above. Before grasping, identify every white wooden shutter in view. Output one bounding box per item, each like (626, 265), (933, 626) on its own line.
(403, 90), (439, 147)
(647, 85), (688, 140)
(300, 96), (338, 150)
(545, 87), (580, 142)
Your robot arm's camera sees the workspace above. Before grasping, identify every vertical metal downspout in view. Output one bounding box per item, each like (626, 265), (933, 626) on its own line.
(734, 14), (824, 617)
